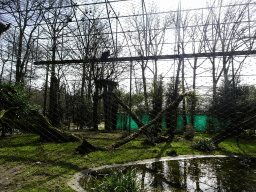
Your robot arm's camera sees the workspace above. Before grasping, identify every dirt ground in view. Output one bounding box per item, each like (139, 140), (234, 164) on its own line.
(0, 164), (25, 192)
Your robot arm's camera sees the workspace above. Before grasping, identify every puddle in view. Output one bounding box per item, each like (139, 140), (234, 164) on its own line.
(78, 156), (256, 191)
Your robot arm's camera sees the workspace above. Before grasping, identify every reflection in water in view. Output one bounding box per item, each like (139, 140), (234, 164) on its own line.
(80, 157), (256, 191)
(151, 161), (164, 189)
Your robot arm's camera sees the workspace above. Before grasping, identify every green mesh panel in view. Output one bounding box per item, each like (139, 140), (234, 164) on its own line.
(116, 114), (211, 132)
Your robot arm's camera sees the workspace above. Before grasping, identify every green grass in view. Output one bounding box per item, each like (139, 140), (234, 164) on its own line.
(87, 168), (142, 192)
(0, 131), (256, 191)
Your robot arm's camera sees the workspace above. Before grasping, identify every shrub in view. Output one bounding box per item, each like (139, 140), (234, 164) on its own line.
(173, 129), (184, 135)
(0, 82), (35, 120)
(166, 149), (178, 156)
(72, 98), (93, 129)
(192, 138), (216, 152)
(141, 138), (156, 146)
(184, 124), (195, 140)
(90, 168), (144, 192)
(205, 117), (220, 134)
(207, 80), (256, 132)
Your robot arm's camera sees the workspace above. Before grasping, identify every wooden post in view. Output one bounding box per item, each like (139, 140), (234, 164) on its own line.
(103, 85), (110, 131)
(93, 85), (99, 130)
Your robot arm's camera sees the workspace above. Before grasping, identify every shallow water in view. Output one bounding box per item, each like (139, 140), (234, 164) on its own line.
(80, 157), (256, 191)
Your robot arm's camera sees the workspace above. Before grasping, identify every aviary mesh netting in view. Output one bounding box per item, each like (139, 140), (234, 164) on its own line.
(1, 0), (256, 191)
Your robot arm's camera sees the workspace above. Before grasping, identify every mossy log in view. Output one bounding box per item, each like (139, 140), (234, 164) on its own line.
(0, 110), (80, 142)
(211, 114), (256, 146)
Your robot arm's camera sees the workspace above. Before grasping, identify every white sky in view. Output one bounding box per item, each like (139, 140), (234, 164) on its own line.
(156, 0), (208, 10)
(2, 0), (256, 97)
(112, 0), (256, 93)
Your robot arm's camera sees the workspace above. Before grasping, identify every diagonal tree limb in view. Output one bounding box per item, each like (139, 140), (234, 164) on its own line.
(108, 93), (187, 149)
(211, 114), (256, 146)
(76, 93), (187, 153)
(111, 92), (145, 128)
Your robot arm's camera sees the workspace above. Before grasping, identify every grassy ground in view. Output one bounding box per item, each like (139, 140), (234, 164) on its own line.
(0, 130), (256, 191)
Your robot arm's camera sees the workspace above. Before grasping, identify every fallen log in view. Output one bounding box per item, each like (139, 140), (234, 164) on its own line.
(0, 109), (80, 142)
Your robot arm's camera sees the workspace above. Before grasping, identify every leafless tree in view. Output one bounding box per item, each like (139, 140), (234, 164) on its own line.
(127, 4), (172, 112)
(166, 3), (191, 134)
(203, 0), (256, 101)
(70, 7), (112, 99)
(1, 0), (46, 83)
(40, 0), (73, 127)
(186, 12), (207, 127)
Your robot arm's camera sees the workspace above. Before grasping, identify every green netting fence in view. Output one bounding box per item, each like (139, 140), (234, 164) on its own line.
(116, 113), (223, 132)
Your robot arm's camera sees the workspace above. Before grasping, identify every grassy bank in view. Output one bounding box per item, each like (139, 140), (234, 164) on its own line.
(0, 130), (256, 191)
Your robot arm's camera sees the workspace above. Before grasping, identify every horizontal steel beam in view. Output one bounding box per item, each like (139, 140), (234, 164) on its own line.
(34, 50), (256, 65)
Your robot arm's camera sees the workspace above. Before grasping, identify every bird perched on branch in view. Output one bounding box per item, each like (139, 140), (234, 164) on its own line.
(100, 50), (110, 61)
(0, 22), (11, 37)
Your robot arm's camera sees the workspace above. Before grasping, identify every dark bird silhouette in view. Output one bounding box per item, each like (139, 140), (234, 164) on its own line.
(66, 15), (72, 22)
(0, 23), (11, 36)
(100, 50), (110, 60)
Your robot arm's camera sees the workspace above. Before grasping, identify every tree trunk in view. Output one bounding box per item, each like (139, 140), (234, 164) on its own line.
(166, 103), (179, 138)
(141, 62), (149, 112)
(191, 96), (196, 128)
(0, 124), (6, 137)
(0, 58), (5, 82)
(182, 58), (187, 130)
(111, 98), (118, 131)
(103, 87), (111, 131)
(93, 86), (99, 130)
(16, 29), (23, 83)
(81, 63), (86, 99)
(151, 79), (163, 137)
(49, 30), (59, 128)
(43, 64), (49, 116)
(49, 73), (59, 127)
(191, 58), (197, 127)
(212, 54), (217, 104)
(87, 66), (92, 100)
(166, 53), (183, 136)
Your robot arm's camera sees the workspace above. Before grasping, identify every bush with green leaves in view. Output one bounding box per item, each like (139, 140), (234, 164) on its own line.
(205, 117), (221, 134)
(0, 82), (35, 120)
(90, 168), (144, 192)
(192, 138), (216, 152)
(207, 80), (256, 132)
